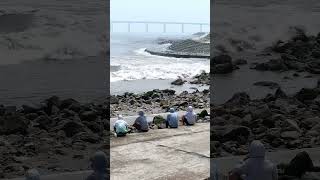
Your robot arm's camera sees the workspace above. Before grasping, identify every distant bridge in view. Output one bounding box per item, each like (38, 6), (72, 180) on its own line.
(111, 21), (209, 33)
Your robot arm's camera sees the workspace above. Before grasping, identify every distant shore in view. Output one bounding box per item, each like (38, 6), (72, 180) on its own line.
(145, 34), (210, 59)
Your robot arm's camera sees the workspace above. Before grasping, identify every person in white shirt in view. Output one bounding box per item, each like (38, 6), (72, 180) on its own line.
(182, 106), (197, 126)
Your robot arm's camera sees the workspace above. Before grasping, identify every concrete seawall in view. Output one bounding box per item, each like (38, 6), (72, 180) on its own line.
(145, 49), (210, 59)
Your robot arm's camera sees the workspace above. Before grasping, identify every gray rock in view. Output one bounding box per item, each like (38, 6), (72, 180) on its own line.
(233, 59), (247, 65)
(171, 78), (186, 86)
(213, 63), (234, 74)
(0, 113), (29, 135)
(250, 104), (272, 120)
(212, 54), (232, 64)
(281, 131), (301, 140)
(253, 81), (280, 89)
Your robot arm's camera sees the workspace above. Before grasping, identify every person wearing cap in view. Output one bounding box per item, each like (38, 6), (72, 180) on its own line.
(133, 110), (149, 132)
(182, 106), (197, 126)
(166, 108), (178, 128)
(229, 140), (278, 180)
(86, 151), (108, 180)
(113, 114), (129, 137)
(25, 169), (40, 180)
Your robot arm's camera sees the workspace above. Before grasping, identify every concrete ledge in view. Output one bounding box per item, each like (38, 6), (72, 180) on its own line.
(111, 123), (209, 147)
(111, 123), (210, 180)
(145, 49), (210, 59)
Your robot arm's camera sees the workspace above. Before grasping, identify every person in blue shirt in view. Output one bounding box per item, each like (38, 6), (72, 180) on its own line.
(113, 114), (129, 137)
(166, 108), (178, 128)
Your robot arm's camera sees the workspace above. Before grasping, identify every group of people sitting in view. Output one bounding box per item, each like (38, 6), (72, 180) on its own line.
(113, 106), (197, 137)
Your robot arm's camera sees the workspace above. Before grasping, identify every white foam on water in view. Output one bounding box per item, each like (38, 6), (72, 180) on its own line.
(0, 3), (106, 65)
(110, 48), (209, 82)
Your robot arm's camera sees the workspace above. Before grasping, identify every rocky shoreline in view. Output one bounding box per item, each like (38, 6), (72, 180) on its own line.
(250, 29), (320, 74)
(211, 85), (320, 158)
(110, 88), (210, 117)
(0, 96), (109, 179)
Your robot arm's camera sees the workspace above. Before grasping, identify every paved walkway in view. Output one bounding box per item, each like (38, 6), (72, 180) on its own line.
(110, 123), (210, 180)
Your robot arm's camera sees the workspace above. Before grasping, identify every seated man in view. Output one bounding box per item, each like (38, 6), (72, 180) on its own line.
(86, 151), (108, 180)
(25, 168), (40, 180)
(229, 140), (278, 180)
(166, 108), (178, 128)
(113, 114), (129, 137)
(133, 111), (149, 132)
(182, 106), (196, 126)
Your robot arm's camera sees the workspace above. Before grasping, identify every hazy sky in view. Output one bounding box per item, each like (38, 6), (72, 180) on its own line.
(111, 0), (210, 23)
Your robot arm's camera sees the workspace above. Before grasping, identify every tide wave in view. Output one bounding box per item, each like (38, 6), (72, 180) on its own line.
(0, 5), (106, 65)
(110, 48), (209, 82)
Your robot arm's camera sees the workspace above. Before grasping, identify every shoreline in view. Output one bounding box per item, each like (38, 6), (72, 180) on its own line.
(0, 96), (109, 179)
(110, 87), (210, 117)
(211, 85), (320, 157)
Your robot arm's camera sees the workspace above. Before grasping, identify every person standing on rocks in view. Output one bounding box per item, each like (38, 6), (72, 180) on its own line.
(133, 110), (149, 132)
(229, 140), (278, 180)
(86, 151), (108, 180)
(166, 108), (178, 128)
(182, 106), (197, 126)
(113, 114), (129, 137)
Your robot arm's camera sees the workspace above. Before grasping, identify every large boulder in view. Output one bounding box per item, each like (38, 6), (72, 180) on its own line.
(0, 113), (29, 135)
(251, 59), (288, 71)
(214, 125), (251, 143)
(295, 88), (319, 102)
(153, 115), (166, 129)
(80, 111), (98, 122)
(55, 120), (86, 137)
(281, 131), (300, 140)
(212, 55), (232, 64)
(250, 104), (272, 120)
(34, 115), (52, 130)
(253, 81), (279, 89)
(109, 96), (119, 104)
(171, 78), (185, 86)
(300, 117), (320, 130)
(274, 88), (288, 99)
(60, 98), (80, 111)
(22, 103), (44, 114)
(225, 92), (250, 106)
(212, 63), (235, 74)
